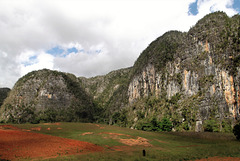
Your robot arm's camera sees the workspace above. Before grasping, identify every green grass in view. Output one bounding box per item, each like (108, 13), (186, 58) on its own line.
(7, 122), (240, 160)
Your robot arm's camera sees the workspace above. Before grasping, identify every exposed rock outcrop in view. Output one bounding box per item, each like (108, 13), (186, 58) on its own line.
(126, 12), (240, 131)
(0, 69), (96, 123)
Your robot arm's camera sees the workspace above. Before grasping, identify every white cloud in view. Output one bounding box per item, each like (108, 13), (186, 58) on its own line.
(197, 0), (237, 17)
(61, 42), (83, 51)
(19, 52), (54, 76)
(0, 51), (20, 88)
(0, 0), (238, 88)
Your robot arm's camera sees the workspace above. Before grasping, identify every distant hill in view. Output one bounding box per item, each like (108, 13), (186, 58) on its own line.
(1, 12), (239, 132)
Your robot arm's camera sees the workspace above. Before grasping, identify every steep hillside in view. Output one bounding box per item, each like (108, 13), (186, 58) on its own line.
(79, 67), (131, 123)
(78, 12), (240, 131)
(0, 88), (10, 107)
(0, 69), (97, 123)
(126, 12), (240, 132)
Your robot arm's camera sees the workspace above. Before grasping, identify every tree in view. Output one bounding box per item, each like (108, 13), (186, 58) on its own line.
(203, 119), (219, 132)
(139, 117), (173, 132)
(233, 123), (240, 140)
(158, 118), (173, 132)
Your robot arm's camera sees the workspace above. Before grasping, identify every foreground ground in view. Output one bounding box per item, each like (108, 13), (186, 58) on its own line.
(0, 123), (240, 161)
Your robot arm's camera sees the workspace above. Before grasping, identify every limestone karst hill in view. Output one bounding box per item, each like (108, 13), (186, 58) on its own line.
(1, 12), (239, 132)
(0, 69), (98, 123)
(126, 12), (240, 132)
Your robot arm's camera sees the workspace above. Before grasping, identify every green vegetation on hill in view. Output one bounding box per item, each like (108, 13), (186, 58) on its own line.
(0, 69), (100, 123)
(189, 11), (240, 71)
(79, 68), (132, 124)
(132, 31), (185, 76)
(0, 88), (10, 107)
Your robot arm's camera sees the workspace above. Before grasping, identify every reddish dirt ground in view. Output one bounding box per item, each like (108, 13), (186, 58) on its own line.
(0, 125), (103, 160)
(98, 132), (152, 146)
(119, 136), (152, 146)
(1, 125), (239, 161)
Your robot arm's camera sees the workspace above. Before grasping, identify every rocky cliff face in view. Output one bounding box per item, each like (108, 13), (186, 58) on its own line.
(126, 12), (240, 132)
(0, 69), (96, 123)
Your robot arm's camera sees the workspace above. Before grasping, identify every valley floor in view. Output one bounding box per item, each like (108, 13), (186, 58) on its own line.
(0, 122), (240, 161)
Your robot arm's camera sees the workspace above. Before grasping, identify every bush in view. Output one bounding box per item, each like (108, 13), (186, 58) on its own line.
(139, 117), (173, 132)
(112, 110), (128, 127)
(182, 122), (190, 131)
(221, 120), (232, 132)
(158, 118), (173, 132)
(168, 93), (181, 105)
(142, 123), (155, 131)
(233, 123), (240, 140)
(203, 120), (219, 132)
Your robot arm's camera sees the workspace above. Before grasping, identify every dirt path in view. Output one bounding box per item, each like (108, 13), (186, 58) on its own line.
(0, 125), (103, 160)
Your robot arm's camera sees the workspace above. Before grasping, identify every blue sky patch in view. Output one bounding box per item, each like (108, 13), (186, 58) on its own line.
(95, 50), (101, 54)
(22, 55), (38, 67)
(233, 0), (240, 13)
(29, 55), (37, 61)
(79, 49), (85, 53)
(67, 47), (78, 54)
(188, 0), (198, 15)
(46, 45), (102, 58)
(46, 46), (64, 56)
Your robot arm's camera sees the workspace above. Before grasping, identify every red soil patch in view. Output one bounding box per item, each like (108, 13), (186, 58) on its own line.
(94, 124), (105, 129)
(99, 132), (133, 140)
(43, 122), (61, 125)
(0, 125), (103, 160)
(99, 132), (152, 146)
(195, 156), (240, 161)
(81, 132), (94, 136)
(31, 127), (42, 131)
(119, 137), (152, 147)
(0, 125), (20, 130)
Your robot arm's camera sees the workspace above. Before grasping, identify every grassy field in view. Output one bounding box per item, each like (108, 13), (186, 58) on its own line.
(9, 122), (240, 161)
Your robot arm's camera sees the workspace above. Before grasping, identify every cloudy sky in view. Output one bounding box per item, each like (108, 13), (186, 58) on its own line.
(0, 0), (239, 88)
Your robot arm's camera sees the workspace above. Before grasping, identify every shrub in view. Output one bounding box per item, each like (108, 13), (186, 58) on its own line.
(168, 93), (181, 105)
(112, 110), (128, 127)
(158, 118), (173, 132)
(221, 120), (232, 132)
(203, 119), (219, 132)
(112, 112), (121, 124)
(182, 122), (190, 131)
(233, 123), (240, 140)
(139, 117), (173, 132)
(142, 123), (155, 131)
